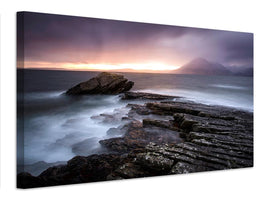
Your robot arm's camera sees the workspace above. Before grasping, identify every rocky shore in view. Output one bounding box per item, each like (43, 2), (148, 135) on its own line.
(17, 73), (253, 188)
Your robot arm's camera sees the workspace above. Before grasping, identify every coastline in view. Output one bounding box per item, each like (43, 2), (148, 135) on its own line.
(17, 91), (253, 188)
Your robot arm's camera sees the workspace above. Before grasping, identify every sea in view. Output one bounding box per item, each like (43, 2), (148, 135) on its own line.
(17, 69), (253, 165)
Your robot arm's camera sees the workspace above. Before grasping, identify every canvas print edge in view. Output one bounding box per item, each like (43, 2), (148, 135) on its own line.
(16, 11), (253, 189)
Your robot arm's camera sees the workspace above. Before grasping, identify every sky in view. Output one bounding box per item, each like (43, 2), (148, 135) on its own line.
(17, 12), (253, 72)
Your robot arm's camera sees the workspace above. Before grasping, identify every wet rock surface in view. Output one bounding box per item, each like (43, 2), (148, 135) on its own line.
(17, 92), (253, 188)
(66, 72), (134, 95)
(121, 92), (179, 100)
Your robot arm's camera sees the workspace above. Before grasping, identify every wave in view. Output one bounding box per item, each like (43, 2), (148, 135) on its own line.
(23, 91), (65, 100)
(211, 84), (246, 90)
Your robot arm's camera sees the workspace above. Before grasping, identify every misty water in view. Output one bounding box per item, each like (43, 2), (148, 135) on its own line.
(17, 69), (253, 165)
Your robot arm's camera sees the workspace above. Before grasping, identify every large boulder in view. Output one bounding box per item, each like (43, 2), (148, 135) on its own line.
(66, 72), (134, 95)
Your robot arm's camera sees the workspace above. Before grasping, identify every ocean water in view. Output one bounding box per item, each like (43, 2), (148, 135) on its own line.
(17, 69), (253, 165)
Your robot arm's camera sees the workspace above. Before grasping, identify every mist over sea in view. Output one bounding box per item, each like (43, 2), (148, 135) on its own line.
(17, 69), (253, 165)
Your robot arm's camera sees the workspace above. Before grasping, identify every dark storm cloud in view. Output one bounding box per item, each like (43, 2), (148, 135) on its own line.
(21, 12), (189, 63)
(19, 12), (253, 68)
(219, 32), (253, 65)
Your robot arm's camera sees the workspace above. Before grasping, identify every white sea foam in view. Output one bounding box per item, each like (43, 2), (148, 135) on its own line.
(211, 84), (246, 90)
(24, 91), (65, 100)
(22, 93), (130, 164)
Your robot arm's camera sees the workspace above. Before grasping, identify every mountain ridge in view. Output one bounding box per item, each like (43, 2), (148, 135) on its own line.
(174, 58), (233, 76)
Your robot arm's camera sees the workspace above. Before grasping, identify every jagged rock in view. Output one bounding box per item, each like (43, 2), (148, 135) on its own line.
(17, 172), (46, 188)
(127, 104), (152, 116)
(173, 113), (185, 124)
(99, 121), (148, 153)
(17, 161), (66, 177)
(106, 126), (127, 136)
(135, 152), (174, 172)
(17, 154), (128, 188)
(146, 102), (201, 116)
(107, 163), (149, 179)
(142, 118), (174, 129)
(171, 162), (208, 174)
(66, 72), (134, 95)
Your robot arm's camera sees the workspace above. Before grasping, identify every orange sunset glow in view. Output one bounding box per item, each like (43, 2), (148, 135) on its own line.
(23, 61), (181, 72)
(63, 63), (180, 71)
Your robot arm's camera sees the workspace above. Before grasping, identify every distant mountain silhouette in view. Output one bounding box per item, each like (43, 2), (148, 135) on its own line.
(175, 58), (232, 76)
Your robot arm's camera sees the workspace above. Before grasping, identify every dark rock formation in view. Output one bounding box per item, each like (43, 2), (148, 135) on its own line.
(66, 72), (134, 95)
(17, 172), (46, 188)
(17, 154), (127, 188)
(121, 92), (179, 100)
(17, 161), (66, 177)
(99, 120), (183, 154)
(104, 100), (253, 178)
(17, 92), (253, 188)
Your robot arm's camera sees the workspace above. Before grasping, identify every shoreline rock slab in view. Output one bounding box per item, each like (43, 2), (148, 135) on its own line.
(121, 92), (180, 100)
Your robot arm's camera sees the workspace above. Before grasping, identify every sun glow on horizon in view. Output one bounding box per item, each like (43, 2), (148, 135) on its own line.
(22, 61), (181, 72)
(62, 63), (181, 71)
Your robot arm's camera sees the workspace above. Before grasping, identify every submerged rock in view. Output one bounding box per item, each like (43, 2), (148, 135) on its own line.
(66, 72), (134, 95)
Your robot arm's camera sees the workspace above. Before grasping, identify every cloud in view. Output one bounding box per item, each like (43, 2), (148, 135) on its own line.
(19, 12), (253, 69)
